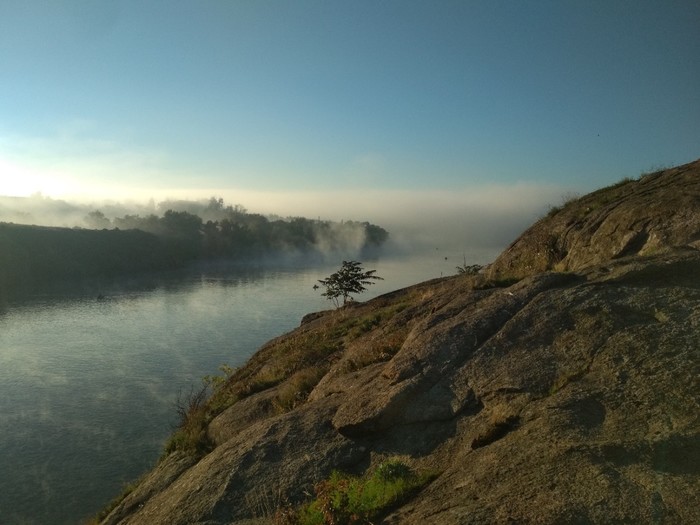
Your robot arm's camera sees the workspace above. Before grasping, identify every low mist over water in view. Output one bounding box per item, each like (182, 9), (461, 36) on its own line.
(0, 191), (525, 523)
(0, 187), (561, 256)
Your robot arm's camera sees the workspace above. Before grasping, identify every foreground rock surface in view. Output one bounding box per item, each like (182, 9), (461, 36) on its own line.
(101, 161), (700, 524)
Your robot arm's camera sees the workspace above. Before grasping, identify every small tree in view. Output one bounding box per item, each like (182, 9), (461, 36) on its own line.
(456, 263), (482, 276)
(456, 254), (482, 276)
(318, 260), (383, 307)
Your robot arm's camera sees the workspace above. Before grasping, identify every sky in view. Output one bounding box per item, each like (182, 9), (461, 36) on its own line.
(0, 0), (699, 243)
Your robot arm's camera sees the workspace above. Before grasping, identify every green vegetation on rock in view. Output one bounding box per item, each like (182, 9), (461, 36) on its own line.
(278, 459), (435, 525)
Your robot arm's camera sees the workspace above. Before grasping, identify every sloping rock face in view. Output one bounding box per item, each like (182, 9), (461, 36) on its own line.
(487, 159), (700, 281)
(101, 161), (700, 524)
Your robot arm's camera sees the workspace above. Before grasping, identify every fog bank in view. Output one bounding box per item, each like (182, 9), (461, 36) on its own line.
(0, 183), (567, 262)
(229, 184), (566, 256)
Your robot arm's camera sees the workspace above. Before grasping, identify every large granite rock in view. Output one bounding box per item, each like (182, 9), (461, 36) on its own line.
(100, 160), (700, 524)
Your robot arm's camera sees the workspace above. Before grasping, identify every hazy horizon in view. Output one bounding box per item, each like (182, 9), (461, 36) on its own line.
(0, 178), (570, 261)
(1, 1), (698, 219)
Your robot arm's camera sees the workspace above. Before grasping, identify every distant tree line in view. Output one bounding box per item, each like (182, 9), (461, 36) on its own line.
(0, 223), (176, 297)
(0, 198), (388, 298)
(85, 197), (388, 260)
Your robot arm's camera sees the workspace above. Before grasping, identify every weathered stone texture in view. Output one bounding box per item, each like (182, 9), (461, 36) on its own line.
(101, 160), (700, 524)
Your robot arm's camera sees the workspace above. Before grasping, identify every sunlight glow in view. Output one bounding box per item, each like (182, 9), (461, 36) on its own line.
(0, 158), (77, 197)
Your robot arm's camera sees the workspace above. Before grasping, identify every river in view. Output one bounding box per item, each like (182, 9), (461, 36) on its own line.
(0, 251), (490, 524)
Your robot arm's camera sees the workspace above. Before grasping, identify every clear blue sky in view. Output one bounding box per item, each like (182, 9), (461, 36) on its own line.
(1, 0), (698, 222)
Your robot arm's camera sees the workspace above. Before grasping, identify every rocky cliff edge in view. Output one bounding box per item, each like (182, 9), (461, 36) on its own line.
(100, 159), (700, 524)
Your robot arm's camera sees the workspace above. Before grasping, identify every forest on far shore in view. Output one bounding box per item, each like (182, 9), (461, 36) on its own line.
(0, 197), (388, 298)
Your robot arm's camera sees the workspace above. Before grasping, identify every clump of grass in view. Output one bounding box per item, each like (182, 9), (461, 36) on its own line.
(610, 175), (635, 187)
(273, 366), (328, 412)
(472, 276), (521, 290)
(240, 331), (343, 397)
(543, 191), (582, 219)
(279, 459), (436, 525)
(347, 313), (382, 339)
(245, 487), (289, 522)
(546, 204), (563, 218)
(163, 383), (213, 456)
(242, 365), (288, 396)
(342, 301), (410, 342)
(639, 164), (670, 179)
(340, 328), (410, 374)
(202, 363), (237, 389)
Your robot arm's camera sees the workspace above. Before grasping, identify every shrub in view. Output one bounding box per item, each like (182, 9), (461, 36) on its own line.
(456, 263), (482, 276)
(163, 384), (213, 456)
(282, 459), (436, 525)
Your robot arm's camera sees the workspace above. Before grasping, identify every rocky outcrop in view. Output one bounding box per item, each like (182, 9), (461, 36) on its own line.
(100, 159), (700, 524)
(487, 159), (700, 281)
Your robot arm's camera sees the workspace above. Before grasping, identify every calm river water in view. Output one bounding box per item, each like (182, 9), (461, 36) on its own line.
(0, 252), (488, 524)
